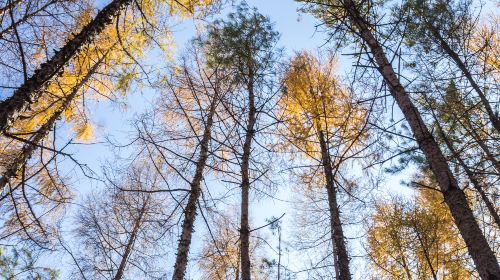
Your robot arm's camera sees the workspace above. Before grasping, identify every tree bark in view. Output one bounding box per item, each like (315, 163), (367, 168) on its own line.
(427, 24), (500, 134)
(318, 130), (352, 280)
(0, 56), (104, 193)
(343, 2), (500, 279)
(113, 196), (148, 280)
(0, 0), (131, 133)
(171, 96), (217, 280)
(239, 77), (256, 280)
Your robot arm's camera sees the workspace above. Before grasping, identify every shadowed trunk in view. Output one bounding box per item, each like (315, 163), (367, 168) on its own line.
(0, 56), (104, 194)
(0, 0), (131, 133)
(240, 76), (256, 280)
(344, 2), (500, 278)
(113, 196), (149, 280)
(171, 96), (218, 280)
(318, 130), (352, 280)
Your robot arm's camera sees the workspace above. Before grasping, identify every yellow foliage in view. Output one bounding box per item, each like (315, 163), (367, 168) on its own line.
(469, 14), (500, 79)
(279, 51), (366, 158)
(75, 122), (94, 142)
(367, 178), (474, 279)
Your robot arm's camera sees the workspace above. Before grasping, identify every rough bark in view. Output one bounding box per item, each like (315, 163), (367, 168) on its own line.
(318, 130), (352, 280)
(344, 2), (500, 278)
(113, 197), (148, 280)
(0, 57), (103, 192)
(239, 77), (256, 280)
(0, 0), (131, 133)
(171, 98), (217, 280)
(427, 24), (500, 134)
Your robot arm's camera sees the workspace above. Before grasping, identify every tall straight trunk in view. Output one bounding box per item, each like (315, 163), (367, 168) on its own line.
(426, 24), (500, 134)
(434, 118), (500, 229)
(0, 57), (104, 193)
(239, 77), (256, 280)
(171, 98), (217, 280)
(0, 0), (132, 133)
(343, 2), (500, 278)
(318, 130), (352, 280)
(113, 197), (148, 280)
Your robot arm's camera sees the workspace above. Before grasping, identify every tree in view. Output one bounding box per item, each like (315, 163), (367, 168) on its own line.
(0, 0), (218, 133)
(399, 0), (500, 133)
(279, 51), (367, 280)
(367, 179), (474, 279)
(203, 4), (281, 279)
(72, 164), (175, 279)
(297, 1), (500, 277)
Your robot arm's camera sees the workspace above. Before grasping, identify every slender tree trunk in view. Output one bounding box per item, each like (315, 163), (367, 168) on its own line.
(458, 116), (500, 174)
(343, 2), (500, 279)
(412, 223), (438, 280)
(0, 56), (104, 193)
(318, 130), (352, 280)
(427, 24), (500, 134)
(113, 197), (148, 280)
(0, 0), (132, 133)
(171, 98), (217, 280)
(239, 77), (256, 280)
(434, 119), (500, 229)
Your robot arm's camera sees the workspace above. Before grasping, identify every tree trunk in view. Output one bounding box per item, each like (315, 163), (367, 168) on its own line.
(0, 0), (131, 133)
(318, 130), (352, 280)
(344, 2), (500, 279)
(427, 24), (500, 134)
(434, 118), (500, 229)
(113, 197), (148, 280)
(171, 97), (217, 280)
(239, 78), (256, 280)
(0, 56), (104, 193)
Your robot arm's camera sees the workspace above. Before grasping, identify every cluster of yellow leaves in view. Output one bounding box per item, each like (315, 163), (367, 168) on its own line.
(279, 51), (366, 158)
(367, 178), (474, 279)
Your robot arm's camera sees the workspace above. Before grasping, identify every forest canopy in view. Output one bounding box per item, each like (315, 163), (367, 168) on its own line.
(0, 0), (498, 279)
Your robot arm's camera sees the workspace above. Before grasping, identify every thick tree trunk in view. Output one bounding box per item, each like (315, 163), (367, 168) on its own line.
(113, 197), (148, 280)
(239, 78), (256, 280)
(171, 98), (217, 280)
(427, 24), (500, 134)
(318, 130), (352, 280)
(0, 57), (103, 193)
(0, 0), (131, 133)
(344, 2), (500, 279)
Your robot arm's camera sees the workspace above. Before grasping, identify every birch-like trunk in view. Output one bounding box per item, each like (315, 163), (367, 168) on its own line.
(0, 0), (131, 133)
(343, 2), (500, 278)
